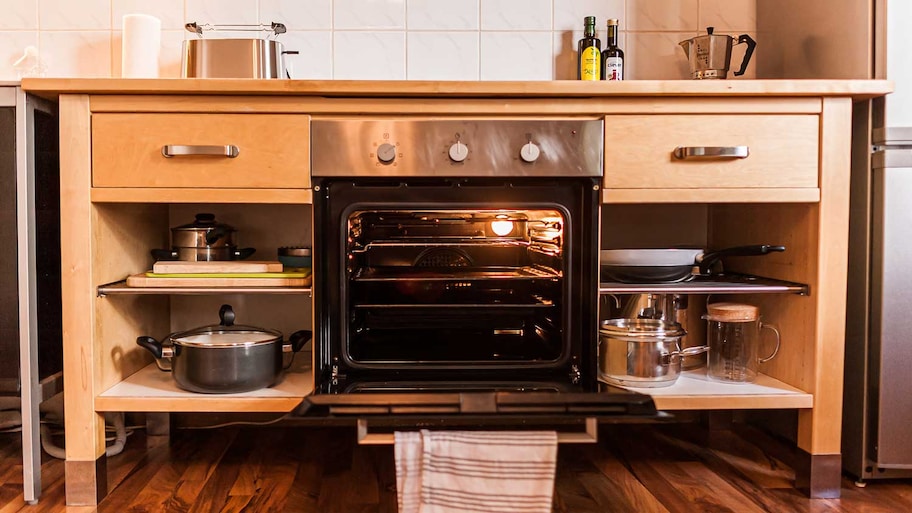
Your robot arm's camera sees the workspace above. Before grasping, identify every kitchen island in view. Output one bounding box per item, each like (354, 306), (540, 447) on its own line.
(22, 78), (891, 505)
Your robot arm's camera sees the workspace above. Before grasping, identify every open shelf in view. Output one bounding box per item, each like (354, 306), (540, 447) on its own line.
(604, 369), (813, 410)
(95, 356), (313, 412)
(97, 279), (313, 296)
(599, 273), (809, 295)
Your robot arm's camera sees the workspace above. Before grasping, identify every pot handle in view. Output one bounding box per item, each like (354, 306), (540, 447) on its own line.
(150, 249), (179, 261)
(219, 304), (236, 326)
(234, 247), (257, 260)
(283, 330), (313, 369)
(697, 244), (785, 275)
(136, 336), (174, 372)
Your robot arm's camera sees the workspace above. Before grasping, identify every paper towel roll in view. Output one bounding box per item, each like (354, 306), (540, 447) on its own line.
(122, 14), (161, 78)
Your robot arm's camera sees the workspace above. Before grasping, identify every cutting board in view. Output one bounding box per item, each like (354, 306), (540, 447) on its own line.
(152, 260), (284, 274)
(126, 269), (311, 287)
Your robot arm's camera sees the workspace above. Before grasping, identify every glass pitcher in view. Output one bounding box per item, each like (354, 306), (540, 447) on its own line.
(703, 302), (780, 383)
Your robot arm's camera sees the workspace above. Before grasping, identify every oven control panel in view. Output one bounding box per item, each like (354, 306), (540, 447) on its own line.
(311, 119), (603, 177)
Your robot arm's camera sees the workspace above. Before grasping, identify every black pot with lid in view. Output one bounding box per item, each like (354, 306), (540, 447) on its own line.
(137, 304), (311, 393)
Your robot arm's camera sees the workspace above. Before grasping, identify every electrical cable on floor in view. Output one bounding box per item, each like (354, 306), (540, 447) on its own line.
(180, 413), (289, 430)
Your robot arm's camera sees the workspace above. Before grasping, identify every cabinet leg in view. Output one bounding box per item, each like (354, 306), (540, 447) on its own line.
(146, 412), (171, 449)
(795, 452), (841, 498)
(65, 457), (107, 506)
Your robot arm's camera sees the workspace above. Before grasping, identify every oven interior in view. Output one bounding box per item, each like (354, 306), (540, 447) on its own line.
(346, 208), (565, 365)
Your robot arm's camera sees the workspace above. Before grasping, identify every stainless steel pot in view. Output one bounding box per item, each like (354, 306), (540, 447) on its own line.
(599, 318), (707, 388)
(136, 304), (311, 393)
(151, 213), (256, 261)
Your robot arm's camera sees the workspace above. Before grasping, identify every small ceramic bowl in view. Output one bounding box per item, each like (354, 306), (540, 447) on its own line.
(278, 246), (311, 268)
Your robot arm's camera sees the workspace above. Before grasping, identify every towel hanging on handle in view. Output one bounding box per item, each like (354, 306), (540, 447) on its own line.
(395, 430), (558, 513)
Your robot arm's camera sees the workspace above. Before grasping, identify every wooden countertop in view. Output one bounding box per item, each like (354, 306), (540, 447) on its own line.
(21, 78), (892, 100)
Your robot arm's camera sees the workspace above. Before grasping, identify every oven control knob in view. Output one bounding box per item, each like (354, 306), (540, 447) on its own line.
(520, 142), (541, 163)
(377, 143), (397, 164)
(448, 142), (469, 162)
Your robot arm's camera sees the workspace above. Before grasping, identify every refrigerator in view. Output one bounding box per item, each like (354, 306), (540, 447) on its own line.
(842, 0), (912, 483)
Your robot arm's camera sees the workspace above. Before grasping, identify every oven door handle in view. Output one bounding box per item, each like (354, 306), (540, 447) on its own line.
(355, 417), (599, 445)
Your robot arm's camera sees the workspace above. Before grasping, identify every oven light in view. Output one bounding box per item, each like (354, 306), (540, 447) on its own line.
(491, 220), (514, 236)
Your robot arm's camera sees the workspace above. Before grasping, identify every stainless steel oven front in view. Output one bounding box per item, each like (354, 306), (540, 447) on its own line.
(305, 118), (658, 423)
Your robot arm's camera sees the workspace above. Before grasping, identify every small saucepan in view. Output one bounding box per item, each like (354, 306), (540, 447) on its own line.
(600, 244), (785, 283)
(137, 304), (311, 394)
(151, 213), (256, 262)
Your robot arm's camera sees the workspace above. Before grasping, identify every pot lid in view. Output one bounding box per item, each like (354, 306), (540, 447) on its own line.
(599, 318), (686, 339)
(170, 304), (282, 347)
(173, 213), (236, 231)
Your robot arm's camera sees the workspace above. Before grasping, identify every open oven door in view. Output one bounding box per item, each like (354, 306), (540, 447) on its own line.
(301, 380), (666, 444)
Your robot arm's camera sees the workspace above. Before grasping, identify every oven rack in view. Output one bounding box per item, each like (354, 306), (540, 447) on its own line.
(599, 273), (809, 295)
(353, 266), (560, 281)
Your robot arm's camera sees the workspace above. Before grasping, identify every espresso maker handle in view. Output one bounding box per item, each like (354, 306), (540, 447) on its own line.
(733, 34), (757, 77)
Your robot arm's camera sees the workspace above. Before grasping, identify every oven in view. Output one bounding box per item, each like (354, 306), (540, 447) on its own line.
(306, 118), (658, 425)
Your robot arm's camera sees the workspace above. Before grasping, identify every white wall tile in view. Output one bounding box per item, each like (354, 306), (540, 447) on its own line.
(334, 0), (406, 30)
(186, 0), (258, 27)
(280, 31), (333, 79)
(334, 31), (405, 79)
(481, 0), (551, 31)
(40, 0), (110, 30)
(625, 31), (693, 80)
(113, 0), (185, 31)
(626, 0), (698, 31)
(0, 31), (40, 79)
(553, 0), (625, 32)
(480, 31), (551, 80)
(260, 0), (332, 31)
(407, 32), (478, 80)
(0, 0), (38, 30)
(39, 31), (111, 77)
(407, 0), (478, 31)
(699, 0), (756, 32)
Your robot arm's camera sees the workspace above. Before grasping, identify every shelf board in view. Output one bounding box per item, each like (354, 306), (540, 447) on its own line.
(609, 369), (813, 410)
(599, 273), (809, 295)
(95, 359), (313, 412)
(97, 279), (312, 296)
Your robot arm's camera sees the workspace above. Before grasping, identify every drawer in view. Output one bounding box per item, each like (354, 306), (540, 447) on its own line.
(92, 113), (310, 188)
(604, 114), (819, 189)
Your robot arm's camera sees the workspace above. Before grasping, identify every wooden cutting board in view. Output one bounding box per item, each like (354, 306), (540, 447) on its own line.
(152, 260), (284, 274)
(126, 269), (311, 287)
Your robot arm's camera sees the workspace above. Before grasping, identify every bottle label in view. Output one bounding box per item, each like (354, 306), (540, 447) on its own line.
(580, 47), (601, 81)
(604, 57), (623, 81)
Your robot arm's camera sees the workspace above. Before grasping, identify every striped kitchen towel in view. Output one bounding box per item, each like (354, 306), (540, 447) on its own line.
(395, 430), (558, 513)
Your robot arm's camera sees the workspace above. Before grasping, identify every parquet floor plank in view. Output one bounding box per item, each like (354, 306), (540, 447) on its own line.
(2, 423), (912, 512)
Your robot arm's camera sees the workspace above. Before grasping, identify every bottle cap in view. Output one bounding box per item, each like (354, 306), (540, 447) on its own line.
(607, 18), (619, 26)
(584, 16), (596, 25)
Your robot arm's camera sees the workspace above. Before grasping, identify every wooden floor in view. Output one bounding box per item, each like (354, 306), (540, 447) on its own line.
(1, 422), (911, 512)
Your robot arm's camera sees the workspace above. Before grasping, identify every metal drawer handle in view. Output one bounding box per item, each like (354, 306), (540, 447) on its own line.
(355, 418), (598, 445)
(161, 145), (240, 158)
(673, 146), (749, 160)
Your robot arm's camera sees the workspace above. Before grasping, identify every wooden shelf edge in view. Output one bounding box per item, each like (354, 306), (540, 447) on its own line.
(615, 371), (813, 411)
(95, 362), (313, 413)
(91, 187), (313, 204)
(602, 188), (820, 204)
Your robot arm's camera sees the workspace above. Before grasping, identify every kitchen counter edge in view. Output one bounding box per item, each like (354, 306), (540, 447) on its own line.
(20, 78), (893, 100)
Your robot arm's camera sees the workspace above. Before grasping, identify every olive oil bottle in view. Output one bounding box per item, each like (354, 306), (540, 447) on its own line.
(577, 16), (601, 80)
(601, 18), (624, 80)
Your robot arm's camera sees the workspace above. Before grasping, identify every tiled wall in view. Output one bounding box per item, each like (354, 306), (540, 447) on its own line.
(0, 0), (756, 81)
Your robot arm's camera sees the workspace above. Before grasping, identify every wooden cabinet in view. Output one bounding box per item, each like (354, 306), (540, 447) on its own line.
(92, 113), (311, 189)
(603, 113), (819, 189)
(21, 79), (889, 505)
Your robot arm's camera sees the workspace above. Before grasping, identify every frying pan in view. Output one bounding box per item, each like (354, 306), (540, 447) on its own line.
(600, 244), (785, 283)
